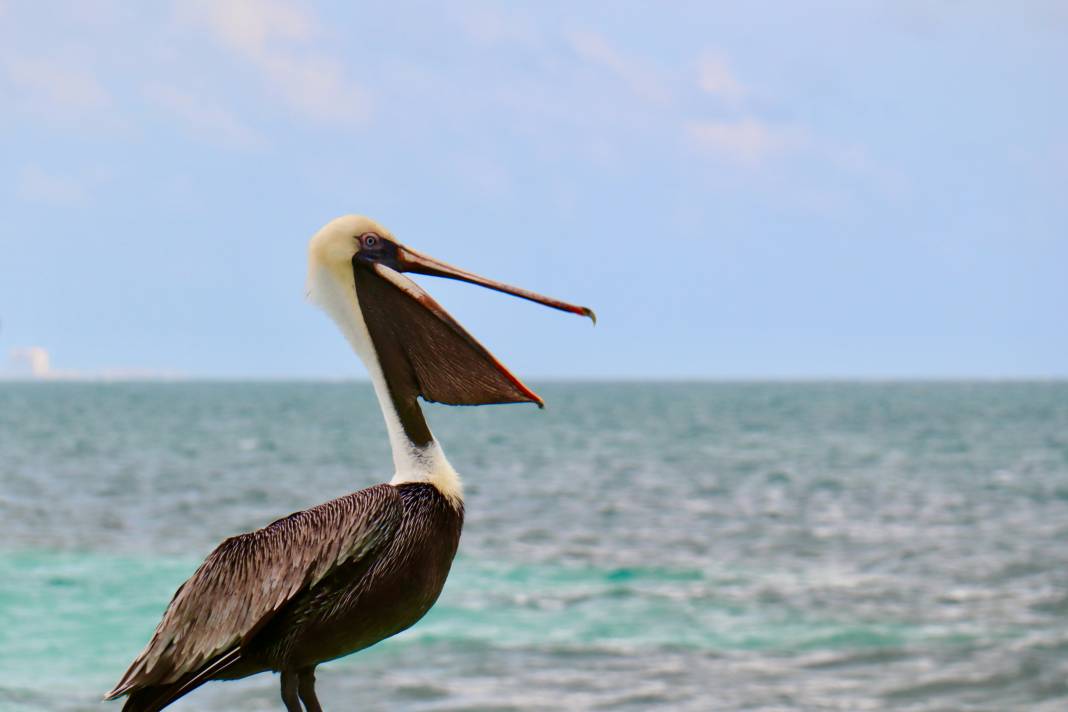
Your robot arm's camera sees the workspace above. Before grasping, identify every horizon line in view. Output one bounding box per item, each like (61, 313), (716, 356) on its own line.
(2, 375), (1066, 384)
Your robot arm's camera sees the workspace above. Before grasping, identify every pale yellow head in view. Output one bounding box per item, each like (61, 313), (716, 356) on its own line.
(307, 214), (392, 272)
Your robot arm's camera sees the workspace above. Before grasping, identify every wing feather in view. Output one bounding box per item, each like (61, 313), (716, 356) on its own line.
(106, 483), (401, 699)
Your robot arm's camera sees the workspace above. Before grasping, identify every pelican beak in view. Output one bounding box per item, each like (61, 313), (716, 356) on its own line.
(352, 242), (593, 408)
(390, 246), (596, 324)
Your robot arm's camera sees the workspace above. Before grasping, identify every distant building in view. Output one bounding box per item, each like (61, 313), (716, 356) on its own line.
(2, 346), (183, 381)
(8, 347), (52, 378)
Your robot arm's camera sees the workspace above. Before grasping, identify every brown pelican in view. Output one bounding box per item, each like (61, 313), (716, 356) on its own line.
(105, 216), (593, 711)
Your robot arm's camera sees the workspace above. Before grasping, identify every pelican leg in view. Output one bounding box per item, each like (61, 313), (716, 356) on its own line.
(297, 667), (323, 712)
(281, 670), (303, 712)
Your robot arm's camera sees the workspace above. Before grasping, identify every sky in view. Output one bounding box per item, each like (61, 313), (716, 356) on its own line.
(1, 1), (1066, 379)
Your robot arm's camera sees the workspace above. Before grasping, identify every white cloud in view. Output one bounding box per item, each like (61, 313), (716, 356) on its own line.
(560, 34), (803, 171)
(696, 51), (745, 106)
(566, 30), (671, 104)
(4, 55), (112, 117)
(179, 0), (315, 54)
(16, 165), (88, 204)
(255, 52), (368, 124)
(177, 0), (370, 125)
(145, 83), (264, 149)
(687, 119), (807, 166)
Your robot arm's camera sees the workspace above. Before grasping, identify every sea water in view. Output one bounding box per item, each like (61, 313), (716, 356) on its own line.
(1, 382), (1067, 711)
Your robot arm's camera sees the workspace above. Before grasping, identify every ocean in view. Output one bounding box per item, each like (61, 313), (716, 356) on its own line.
(1, 381), (1067, 711)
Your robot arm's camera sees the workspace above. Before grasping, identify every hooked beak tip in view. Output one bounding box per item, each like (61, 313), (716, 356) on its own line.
(582, 307), (597, 325)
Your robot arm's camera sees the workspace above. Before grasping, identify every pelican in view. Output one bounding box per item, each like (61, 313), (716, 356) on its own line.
(105, 216), (593, 711)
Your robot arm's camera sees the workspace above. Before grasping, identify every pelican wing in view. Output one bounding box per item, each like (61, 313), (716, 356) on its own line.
(107, 483), (402, 698)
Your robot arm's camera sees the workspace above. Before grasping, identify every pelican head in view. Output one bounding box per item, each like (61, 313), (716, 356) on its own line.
(306, 215), (594, 410)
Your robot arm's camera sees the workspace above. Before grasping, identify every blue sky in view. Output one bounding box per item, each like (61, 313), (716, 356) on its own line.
(1, 1), (1066, 379)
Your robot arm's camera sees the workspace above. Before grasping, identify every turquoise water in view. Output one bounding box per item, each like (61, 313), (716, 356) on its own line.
(2, 382), (1068, 711)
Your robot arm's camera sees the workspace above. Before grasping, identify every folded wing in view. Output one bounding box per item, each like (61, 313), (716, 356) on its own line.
(106, 483), (402, 698)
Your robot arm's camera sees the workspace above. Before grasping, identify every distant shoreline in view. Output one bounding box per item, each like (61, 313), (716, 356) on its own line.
(1, 377), (1066, 384)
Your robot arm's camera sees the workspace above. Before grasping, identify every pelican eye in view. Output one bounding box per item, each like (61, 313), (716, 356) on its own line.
(362, 234), (379, 248)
